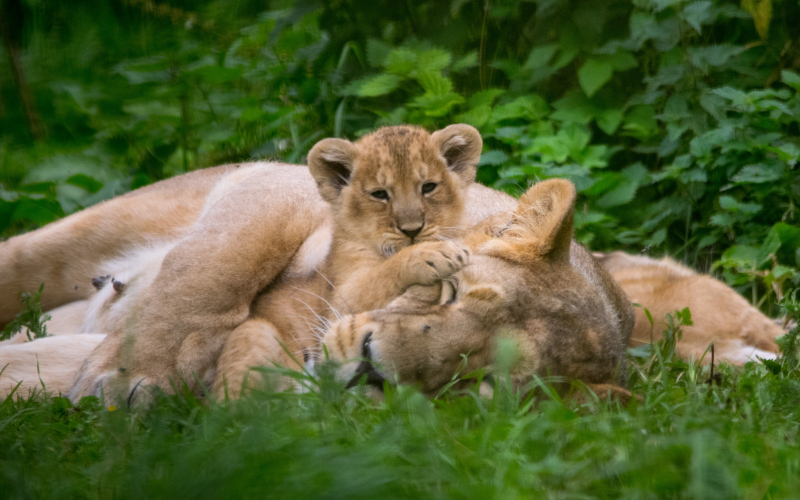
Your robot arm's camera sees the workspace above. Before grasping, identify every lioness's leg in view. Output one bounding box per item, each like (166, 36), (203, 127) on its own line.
(0, 166), (236, 325)
(0, 334), (106, 398)
(212, 319), (301, 399)
(71, 164), (331, 404)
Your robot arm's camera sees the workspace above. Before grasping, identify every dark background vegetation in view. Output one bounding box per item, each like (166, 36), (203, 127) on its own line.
(2, 2), (800, 498)
(1, 0), (799, 314)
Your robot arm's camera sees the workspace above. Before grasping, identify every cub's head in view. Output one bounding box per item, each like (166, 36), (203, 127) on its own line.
(307, 124), (482, 255)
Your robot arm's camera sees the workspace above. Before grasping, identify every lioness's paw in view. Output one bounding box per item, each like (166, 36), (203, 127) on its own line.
(70, 365), (166, 407)
(403, 241), (469, 286)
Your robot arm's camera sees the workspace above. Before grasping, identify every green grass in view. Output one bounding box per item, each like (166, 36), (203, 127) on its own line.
(3, 330), (800, 500)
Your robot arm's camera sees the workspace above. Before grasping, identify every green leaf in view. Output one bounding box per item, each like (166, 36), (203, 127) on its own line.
(417, 49), (451, 73)
(367, 38), (391, 68)
(492, 95), (549, 122)
(615, 230), (642, 244)
(550, 91), (595, 124)
(608, 51), (638, 71)
(479, 150), (509, 166)
(596, 163), (648, 207)
(758, 226), (783, 265)
(343, 74), (402, 97)
(622, 105), (659, 141)
(731, 162), (784, 184)
(11, 197), (63, 226)
(710, 213), (735, 227)
(683, 1), (713, 33)
(781, 70), (800, 90)
(596, 108), (624, 135)
(771, 265), (793, 280)
(452, 51), (478, 72)
(66, 174), (103, 194)
(187, 65), (243, 84)
(718, 195), (738, 211)
(17, 182), (55, 194)
(467, 89), (505, 108)
(415, 72), (452, 95)
(715, 245), (760, 272)
(577, 58), (614, 97)
(123, 101), (181, 118)
(410, 92), (464, 117)
(385, 48), (417, 75)
(456, 105), (492, 128)
(523, 44), (558, 70)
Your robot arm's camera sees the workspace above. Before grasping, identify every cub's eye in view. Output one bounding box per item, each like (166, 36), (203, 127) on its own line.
(422, 182), (437, 195)
(370, 189), (390, 201)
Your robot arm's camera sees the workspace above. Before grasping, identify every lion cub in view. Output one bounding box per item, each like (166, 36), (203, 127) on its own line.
(306, 124), (481, 312)
(213, 124), (483, 396)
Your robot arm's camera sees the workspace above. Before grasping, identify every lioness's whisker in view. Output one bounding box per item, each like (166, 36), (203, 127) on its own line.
(290, 296), (340, 328)
(313, 269), (355, 315)
(290, 286), (345, 320)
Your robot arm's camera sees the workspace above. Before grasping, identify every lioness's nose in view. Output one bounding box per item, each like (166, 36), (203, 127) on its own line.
(399, 222), (423, 239)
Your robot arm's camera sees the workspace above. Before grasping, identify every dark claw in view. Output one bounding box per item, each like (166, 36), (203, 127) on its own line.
(112, 279), (125, 292)
(91, 275), (110, 290)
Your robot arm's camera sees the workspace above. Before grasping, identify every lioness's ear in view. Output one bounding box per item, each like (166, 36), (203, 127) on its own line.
(482, 179), (576, 264)
(307, 138), (358, 203)
(430, 124), (482, 185)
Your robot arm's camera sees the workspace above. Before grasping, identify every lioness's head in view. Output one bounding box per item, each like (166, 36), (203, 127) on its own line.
(318, 179), (633, 395)
(307, 124), (482, 255)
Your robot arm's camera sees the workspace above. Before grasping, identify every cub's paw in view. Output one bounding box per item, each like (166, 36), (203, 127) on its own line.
(403, 241), (469, 286)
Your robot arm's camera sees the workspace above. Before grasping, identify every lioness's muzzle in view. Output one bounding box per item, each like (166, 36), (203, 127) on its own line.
(345, 332), (386, 389)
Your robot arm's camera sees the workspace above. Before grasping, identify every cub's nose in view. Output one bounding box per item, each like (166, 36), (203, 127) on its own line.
(399, 222), (424, 240)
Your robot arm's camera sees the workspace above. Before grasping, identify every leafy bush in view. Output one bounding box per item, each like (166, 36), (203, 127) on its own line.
(1, 0), (798, 313)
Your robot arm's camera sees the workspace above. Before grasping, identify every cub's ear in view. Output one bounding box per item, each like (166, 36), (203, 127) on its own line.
(481, 179), (576, 265)
(430, 124), (482, 185)
(307, 138), (358, 203)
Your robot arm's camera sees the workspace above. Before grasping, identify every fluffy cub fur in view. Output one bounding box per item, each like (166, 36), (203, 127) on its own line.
(308, 124), (481, 313)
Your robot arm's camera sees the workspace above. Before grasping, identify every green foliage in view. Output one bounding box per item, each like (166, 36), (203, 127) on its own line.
(775, 289), (800, 370)
(0, 283), (50, 342)
(628, 307), (695, 387)
(2, 3), (799, 494)
(3, 341), (800, 499)
(1, 0), (797, 315)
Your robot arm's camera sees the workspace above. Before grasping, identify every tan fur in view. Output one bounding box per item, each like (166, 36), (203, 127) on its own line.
(212, 125), (483, 397)
(0, 126), (491, 402)
(0, 334), (106, 398)
(307, 124), (480, 314)
(596, 251), (782, 364)
(0, 132), (634, 402)
(318, 179), (634, 395)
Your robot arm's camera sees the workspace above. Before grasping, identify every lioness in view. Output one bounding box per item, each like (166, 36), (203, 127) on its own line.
(1, 175), (634, 400)
(597, 252), (781, 364)
(60, 124), (488, 401)
(0, 156), (632, 398)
